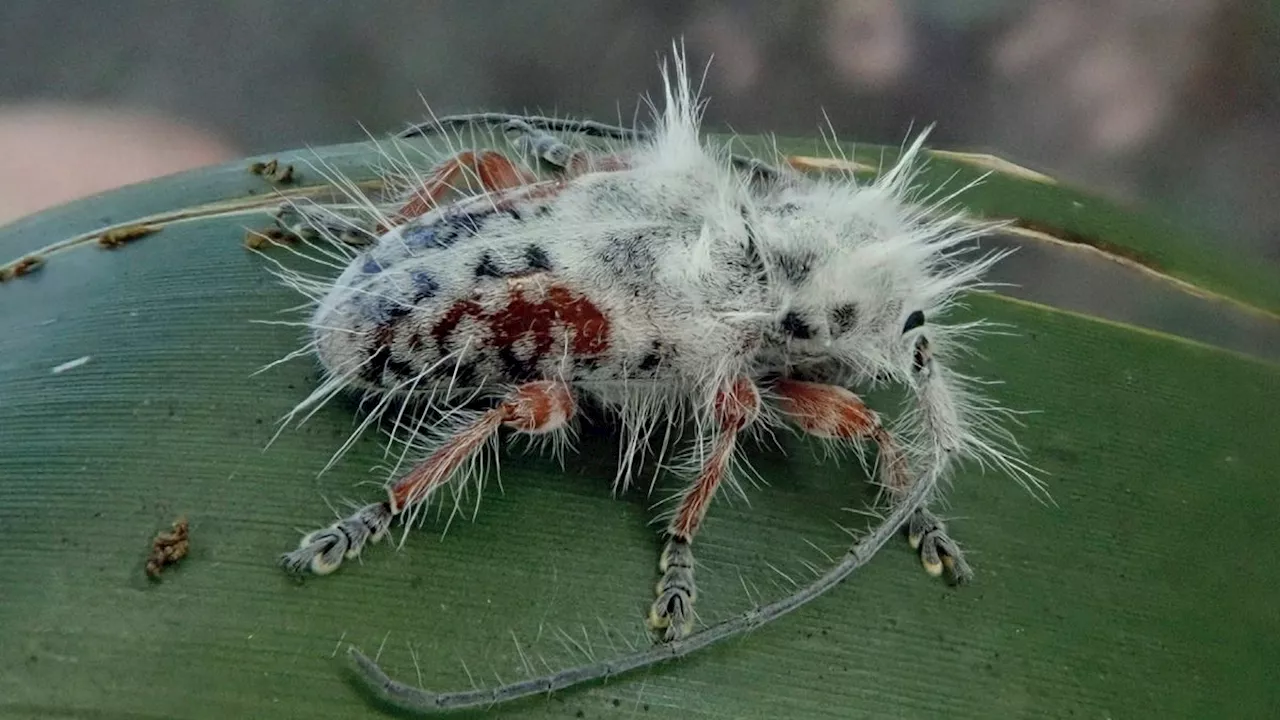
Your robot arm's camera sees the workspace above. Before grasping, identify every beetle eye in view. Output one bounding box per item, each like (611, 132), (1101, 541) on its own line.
(902, 310), (925, 334)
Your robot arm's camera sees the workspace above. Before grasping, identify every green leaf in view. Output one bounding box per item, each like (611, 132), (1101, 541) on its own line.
(1, 133), (1277, 720)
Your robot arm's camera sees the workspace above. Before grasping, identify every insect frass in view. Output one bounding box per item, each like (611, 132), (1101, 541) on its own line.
(261, 46), (1041, 711)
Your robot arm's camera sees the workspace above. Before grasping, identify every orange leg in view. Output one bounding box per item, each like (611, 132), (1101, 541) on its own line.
(771, 379), (909, 492)
(379, 147), (635, 234)
(499, 115), (634, 179)
(772, 379), (970, 582)
(487, 151), (633, 206)
(281, 380), (575, 576)
(668, 377), (760, 540)
(379, 150), (539, 231)
(564, 151), (632, 178)
(649, 376), (760, 641)
(390, 380), (574, 512)
(269, 146), (572, 245)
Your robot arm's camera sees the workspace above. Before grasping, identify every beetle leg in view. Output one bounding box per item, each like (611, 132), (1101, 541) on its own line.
(500, 117), (633, 177)
(648, 376), (760, 641)
(771, 378), (970, 584)
(280, 380), (575, 576)
(380, 150), (540, 231)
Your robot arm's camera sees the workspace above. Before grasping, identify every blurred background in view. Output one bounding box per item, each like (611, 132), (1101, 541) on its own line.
(0, 0), (1276, 354)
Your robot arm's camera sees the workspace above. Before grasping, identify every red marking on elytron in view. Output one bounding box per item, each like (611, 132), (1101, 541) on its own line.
(431, 299), (485, 349)
(430, 274), (612, 361)
(773, 379), (879, 439)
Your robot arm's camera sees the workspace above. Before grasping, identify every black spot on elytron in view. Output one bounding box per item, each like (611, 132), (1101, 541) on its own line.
(776, 252), (814, 285)
(402, 207), (502, 250)
(474, 252), (504, 278)
(497, 347), (540, 382)
(445, 208), (488, 235)
(524, 244), (553, 271)
(410, 270), (439, 302)
(636, 339), (670, 373)
(363, 295), (411, 324)
(364, 344), (415, 384)
(363, 320), (416, 384)
(598, 231), (658, 280)
(903, 310), (926, 334)
(831, 303), (859, 334)
(912, 336), (931, 372)
(400, 224), (442, 249)
(450, 359), (480, 387)
(426, 342), (482, 385)
(360, 296), (390, 323)
(781, 311), (813, 340)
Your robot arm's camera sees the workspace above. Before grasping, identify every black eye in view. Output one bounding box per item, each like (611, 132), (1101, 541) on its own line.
(776, 252), (814, 285)
(902, 310), (925, 334)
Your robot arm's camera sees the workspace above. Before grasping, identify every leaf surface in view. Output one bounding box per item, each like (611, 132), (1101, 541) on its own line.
(1, 135), (1277, 719)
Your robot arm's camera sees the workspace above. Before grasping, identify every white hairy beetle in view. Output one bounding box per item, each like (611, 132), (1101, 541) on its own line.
(261, 47), (1040, 711)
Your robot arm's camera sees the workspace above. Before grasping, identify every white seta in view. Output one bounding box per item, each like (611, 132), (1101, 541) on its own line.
(256, 43), (1043, 713)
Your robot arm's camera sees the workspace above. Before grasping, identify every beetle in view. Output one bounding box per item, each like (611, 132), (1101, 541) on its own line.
(264, 47), (1038, 709)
